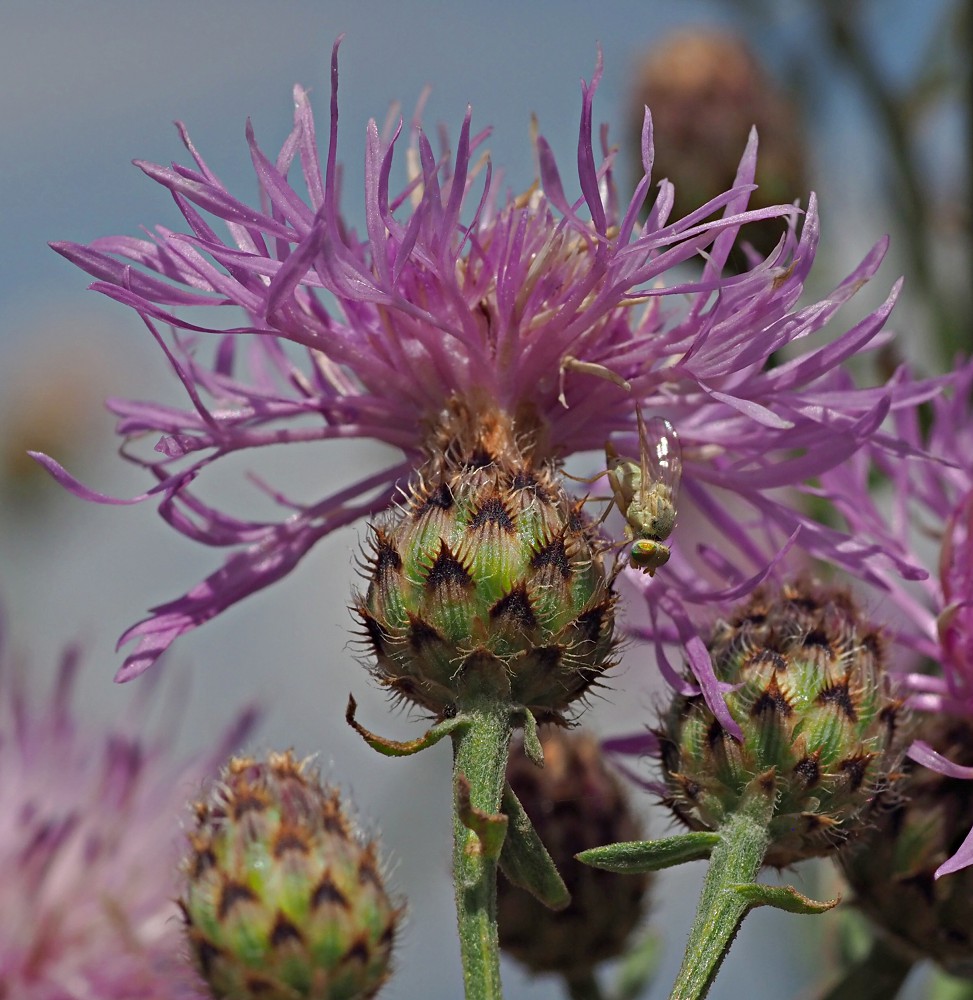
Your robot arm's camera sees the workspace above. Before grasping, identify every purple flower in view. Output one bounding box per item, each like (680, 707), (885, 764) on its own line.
(0, 624), (258, 998)
(40, 42), (916, 716)
(818, 359), (973, 874)
(819, 362), (972, 707)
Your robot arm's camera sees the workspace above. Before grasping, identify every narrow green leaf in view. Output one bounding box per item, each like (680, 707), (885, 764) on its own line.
(456, 773), (508, 860)
(577, 831), (720, 874)
(928, 969), (973, 1000)
(345, 694), (468, 756)
(498, 783), (570, 910)
(519, 707), (545, 767)
(731, 881), (839, 914)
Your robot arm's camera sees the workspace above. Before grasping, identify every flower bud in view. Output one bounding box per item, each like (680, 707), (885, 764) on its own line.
(497, 728), (648, 979)
(661, 583), (905, 866)
(182, 751), (401, 1000)
(630, 30), (807, 260)
(841, 716), (973, 978)
(356, 404), (616, 722)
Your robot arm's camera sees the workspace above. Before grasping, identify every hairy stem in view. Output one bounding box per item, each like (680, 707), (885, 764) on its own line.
(668, 777), (774, 1000)
(451, 694), (514, 1000)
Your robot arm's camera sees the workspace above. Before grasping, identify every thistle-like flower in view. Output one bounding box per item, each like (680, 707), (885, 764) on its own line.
(575, 582), (892, 998)
(841, 714), (973, 978)
(660, 582), (905, 866)
(818, 358), (973, 873)
(497, 728), (649, 983)
(182, 750), (401, 1000)
(0, 626), (257, 999)
(41, 41), (918, 726)
(356, 404), (616, 721)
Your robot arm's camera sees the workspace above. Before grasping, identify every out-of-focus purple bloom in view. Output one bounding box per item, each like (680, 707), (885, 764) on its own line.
(821, 362), (972, 708)
(0, 625), (258, 998)
(817, 359), (973, 874)
(41, 42), (919, 716)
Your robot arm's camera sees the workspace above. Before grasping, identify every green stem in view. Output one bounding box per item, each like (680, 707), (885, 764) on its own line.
(450, 694), (514, 1000)
(816, 934), (913, 1000)
(566, 969), (605, 1000)
(928, 967), (973, 1000)
(822, 1), (961, 362)
(668, 777), (774, 1000)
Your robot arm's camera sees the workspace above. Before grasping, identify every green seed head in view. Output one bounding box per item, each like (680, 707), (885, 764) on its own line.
(182, 751), (401, 1000)
(841, 715), (973, 978)
(497, 728), (648, 978)
(356, 405), (616, 722)
(661, 582), (905, 866)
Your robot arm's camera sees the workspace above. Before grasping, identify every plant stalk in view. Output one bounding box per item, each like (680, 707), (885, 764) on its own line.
(567, 969), (606, 1000)
(668, 778), (774, 1000)
(450, 694), (514, 1000)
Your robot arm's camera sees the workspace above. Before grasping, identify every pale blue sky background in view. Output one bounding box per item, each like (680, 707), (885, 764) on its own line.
(0, 2), (959, 997)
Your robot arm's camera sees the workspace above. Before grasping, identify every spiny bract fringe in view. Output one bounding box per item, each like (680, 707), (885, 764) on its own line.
(355, 404), (617, 722)
(841, 715), (973, 977)
(181, 751), (401, 1000)
(661, 582), (906, 867)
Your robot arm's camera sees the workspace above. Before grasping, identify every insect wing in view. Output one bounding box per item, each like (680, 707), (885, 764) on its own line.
(640, 414), (682, 504)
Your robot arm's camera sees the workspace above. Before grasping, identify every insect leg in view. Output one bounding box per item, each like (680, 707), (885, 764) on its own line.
(558, 355), (632, 408)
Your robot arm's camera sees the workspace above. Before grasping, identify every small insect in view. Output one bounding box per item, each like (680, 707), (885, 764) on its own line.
(605, 403), (682, 574)
(558, 356), (682, 574)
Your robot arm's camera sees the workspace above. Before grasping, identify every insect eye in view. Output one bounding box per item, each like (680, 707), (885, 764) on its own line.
(630, 540), (670, 574)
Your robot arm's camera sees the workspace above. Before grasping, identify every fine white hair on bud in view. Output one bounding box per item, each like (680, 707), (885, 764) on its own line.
(181, 751), (402, 1000)
(354, 403), (617, 722)
(660, 582), (908, 867)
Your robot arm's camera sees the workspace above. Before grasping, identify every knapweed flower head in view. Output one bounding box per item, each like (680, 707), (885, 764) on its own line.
(41, 41), (919, 729)
(841, 714), (973, 977)
(497, 728), (648, 981)
(819, 357), (973, 874)
(356, 407), (617, 722)
(0, 624), (258, 999)
(658, 581), (905, 867)
(182, 750), (401, 1000)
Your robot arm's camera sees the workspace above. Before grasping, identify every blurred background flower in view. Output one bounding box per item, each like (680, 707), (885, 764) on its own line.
(498, 728), (653, 995)
(0, 623), (257, 998)
(629, 28), (807, 264)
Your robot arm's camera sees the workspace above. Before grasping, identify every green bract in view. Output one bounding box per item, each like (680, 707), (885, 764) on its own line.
(842, 716), (973, 978)
(182, 752), (400, 1000)
(357, 408), (616, 722)
(662, 583), (905, 867)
